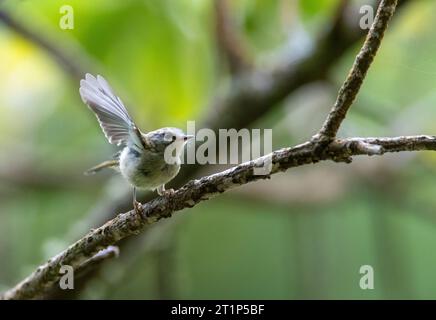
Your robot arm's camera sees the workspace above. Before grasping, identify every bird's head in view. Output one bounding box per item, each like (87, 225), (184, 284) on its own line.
(144, 127), (194, 153)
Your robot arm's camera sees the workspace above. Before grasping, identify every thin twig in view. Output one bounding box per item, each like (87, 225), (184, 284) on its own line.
(41, 246), (119, 299)
(75, 246), (120, 278)
(316, 0), (398, 141)
(315, 0), (398, 141)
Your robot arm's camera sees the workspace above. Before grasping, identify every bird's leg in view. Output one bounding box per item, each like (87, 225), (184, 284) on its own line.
(157, 184), (174, 197)
(133, 187), (143, 215)
(157, 185), (175, 218)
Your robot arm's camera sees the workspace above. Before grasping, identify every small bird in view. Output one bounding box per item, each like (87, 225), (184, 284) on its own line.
(79, 73), (193, 212)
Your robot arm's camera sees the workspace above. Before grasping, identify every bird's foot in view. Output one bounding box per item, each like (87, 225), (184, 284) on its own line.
(133, 200), (143, 216)
(163, 188), (175, 197)
(157, 185), (175, 197)
(160, 188), (175, 218)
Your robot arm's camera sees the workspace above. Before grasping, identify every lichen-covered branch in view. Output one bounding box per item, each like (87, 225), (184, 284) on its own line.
(338, 136), (436, 154)
(2, 134), (436, 300)
(316, 0), (398, 141)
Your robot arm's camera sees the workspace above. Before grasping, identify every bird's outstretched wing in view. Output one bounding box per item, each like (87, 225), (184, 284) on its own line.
(79, 73), (144, 149)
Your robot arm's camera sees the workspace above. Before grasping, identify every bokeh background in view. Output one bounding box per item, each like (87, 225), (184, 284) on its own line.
(1, 0), (436, 299)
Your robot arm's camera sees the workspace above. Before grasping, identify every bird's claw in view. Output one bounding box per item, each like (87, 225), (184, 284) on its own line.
(163, 188), (175, 197)
(157, 187), (175, 197)
(133, 200), (143, 215)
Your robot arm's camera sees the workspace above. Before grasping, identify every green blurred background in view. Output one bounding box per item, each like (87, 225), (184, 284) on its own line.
(1, 0), (436, 299)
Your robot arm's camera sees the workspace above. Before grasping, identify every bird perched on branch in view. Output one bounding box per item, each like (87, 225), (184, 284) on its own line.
(79, 73), (193, 212)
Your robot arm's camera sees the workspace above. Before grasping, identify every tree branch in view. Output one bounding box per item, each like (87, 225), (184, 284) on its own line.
(0, 0), (413, 300)
(2, 134), (436, 300)
(316, 0), (398, 141)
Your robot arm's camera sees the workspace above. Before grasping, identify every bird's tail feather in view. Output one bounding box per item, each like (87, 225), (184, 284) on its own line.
(84, 160), (119, 175)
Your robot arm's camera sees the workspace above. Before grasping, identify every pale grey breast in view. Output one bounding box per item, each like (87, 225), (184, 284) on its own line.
(119, 147), (180, 190)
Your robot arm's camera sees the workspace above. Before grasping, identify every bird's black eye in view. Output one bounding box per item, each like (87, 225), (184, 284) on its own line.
(172, 135), (176, 142)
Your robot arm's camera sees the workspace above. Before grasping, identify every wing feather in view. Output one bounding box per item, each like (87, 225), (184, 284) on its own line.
(79, 73), (143, 148)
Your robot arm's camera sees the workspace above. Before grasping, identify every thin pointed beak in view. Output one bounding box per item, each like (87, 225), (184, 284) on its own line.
(183, 135), (194, 141)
